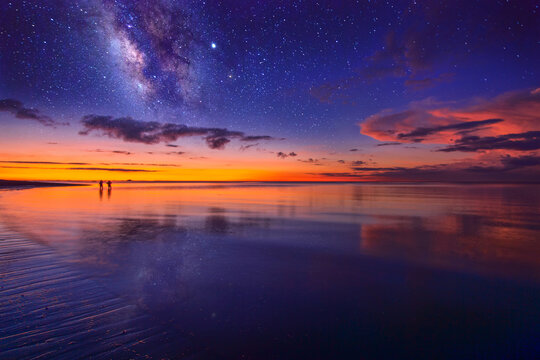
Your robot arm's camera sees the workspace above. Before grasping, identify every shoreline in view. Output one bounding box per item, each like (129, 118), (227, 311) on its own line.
(0, 180), (88, 190)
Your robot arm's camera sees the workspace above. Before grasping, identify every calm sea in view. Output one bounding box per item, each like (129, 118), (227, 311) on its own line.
(1, 182), (539, 358)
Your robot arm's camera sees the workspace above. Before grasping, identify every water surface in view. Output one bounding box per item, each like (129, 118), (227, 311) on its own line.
(1, 182), (539, 358)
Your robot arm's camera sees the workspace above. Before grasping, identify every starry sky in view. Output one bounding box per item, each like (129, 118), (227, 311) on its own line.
(0, 0), (539, 182)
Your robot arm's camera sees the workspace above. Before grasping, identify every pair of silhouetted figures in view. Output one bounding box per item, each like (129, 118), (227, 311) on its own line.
(99, 180), (112, 191)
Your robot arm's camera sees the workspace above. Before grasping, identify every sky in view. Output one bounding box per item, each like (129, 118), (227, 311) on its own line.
(0, 0), (539, 182)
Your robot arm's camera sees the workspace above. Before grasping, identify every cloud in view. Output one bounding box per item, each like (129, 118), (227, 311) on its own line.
(90, 149), (133, 155)
(276, 151), (298, 159)
(404, 73), (453, 90)
(351, 166), (408, 172)
(349, 148), (358, 152)
(360, 88), (540, 145)
(397, 118), (504, 142)
(298, 158), (321, 164)
(240, 135), (275, 142)
(437, 131), (540, 152)
(68, 167), (157, 172)
(100, 162), (179, 167)
(79, 115), (275, 150)
(362, 32), (410, 79)
(0, 160), (89, 165)
(205, 136), (230, 150)
(166, 144), (179, 147)
(310, 172), (367, 179)
(312, 154), (540, 182)
(499, 154), (540, 170)
(165, 151), (186, 155)
(0, 99), (68, 127)
(309, 74), (364, 103)
(240, 143), (258, 151)
(376, 142), (402, 147)
(0, 162), (161, 172)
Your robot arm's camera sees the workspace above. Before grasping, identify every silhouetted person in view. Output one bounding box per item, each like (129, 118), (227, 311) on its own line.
(107, 180), (112, 190)
(99, 180), (103, 191)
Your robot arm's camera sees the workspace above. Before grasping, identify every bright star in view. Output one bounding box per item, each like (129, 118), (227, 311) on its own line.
(211, 42), (216, 49)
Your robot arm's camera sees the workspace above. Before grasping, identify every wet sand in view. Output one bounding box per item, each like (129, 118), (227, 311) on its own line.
(0, 226), (201, 359)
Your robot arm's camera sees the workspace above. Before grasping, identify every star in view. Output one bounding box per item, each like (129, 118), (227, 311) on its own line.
(211, 42), (216, 49)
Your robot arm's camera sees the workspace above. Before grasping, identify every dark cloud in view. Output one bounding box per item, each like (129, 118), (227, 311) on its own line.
(351, 166), (408, 172)
(68, 167), (157, 172)
(165, 151), (186, 155)
(0, 99), (68, 127)
(377, 142), (402, 147)
(166, 144), (179, 147)
(309, 74), (363, 103)
(310, 172), (366, 179)
(90, 149), (133, 155)
(349, 148), (358, 152)
(101, 162), (179, 167)
(404, 73), (454, 90)
(363, 32), (409, 79)
(314, 155), (540, 182)
(337, 160), (345, 164)
(79, 115), (275, 150)
(352, 161), (366, 166)
(500, 155), (540, 169)
(0, 160), (89, 165)
(206, 136), (231, 150)
(398, 119), (504, 142)
(240, 143), (258, 151)
(298, 158), (321, 164)
(309, 67), (451, 104)
(276, 151), (297, 159)
(361, 1), (537, 82)
(438, 131), (540, 152)
(318, 154), (540, 182)
(241, 135), (275, 142)
(0, 163), (160, 172)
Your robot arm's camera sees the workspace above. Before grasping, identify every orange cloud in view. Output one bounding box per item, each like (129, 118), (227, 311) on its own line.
(360, 87), (540, 145)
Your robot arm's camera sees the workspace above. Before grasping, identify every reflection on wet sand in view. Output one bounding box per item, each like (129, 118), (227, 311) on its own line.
(0, 183), (539, 358)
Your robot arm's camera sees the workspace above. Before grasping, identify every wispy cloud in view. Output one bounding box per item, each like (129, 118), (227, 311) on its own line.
(437, 131), (540, 152)
(0, 99), (68, 127)
(68, 167), (157, 172)
(277, 151), (298, 159)
(0, 160), (89, 165)
(89, 149), (133, 155)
